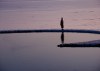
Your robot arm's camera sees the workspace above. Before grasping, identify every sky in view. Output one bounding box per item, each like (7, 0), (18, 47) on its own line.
(0, 0), (100, 30)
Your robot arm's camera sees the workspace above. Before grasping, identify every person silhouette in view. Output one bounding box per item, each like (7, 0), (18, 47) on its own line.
(60, 17), (64, 29)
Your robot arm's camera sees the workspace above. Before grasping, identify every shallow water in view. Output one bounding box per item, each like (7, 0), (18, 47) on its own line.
(0, 0), (100, 71)
(0, 33), (100, 71)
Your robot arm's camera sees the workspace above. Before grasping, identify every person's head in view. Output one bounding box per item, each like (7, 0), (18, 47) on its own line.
(61, 17), (63, 19)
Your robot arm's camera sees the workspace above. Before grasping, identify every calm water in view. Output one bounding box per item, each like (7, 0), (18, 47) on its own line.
(0, 0), (100, 71)
(0, 33), (100, 71)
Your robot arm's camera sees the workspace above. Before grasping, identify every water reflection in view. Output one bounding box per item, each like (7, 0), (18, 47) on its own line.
(0, 32), (100, 71)
(61, 30), (64, 44)
(58, 31), (100, 47)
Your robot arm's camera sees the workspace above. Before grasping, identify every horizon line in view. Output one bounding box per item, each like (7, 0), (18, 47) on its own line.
(0, 29), (100, 34)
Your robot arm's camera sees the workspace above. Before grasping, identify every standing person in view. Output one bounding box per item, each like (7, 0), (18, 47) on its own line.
(60, 17), (64, 29)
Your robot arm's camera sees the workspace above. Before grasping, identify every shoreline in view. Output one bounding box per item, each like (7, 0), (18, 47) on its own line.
(0, 29), (100, 34)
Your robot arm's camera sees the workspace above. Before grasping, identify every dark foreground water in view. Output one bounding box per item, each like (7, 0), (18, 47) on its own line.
(0, 33), (100, 71)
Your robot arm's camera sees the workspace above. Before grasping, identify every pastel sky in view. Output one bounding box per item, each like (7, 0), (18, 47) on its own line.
(0, 0), (100, 30)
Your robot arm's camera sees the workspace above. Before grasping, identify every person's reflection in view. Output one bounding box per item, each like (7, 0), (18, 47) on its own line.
(61, 31), (64, 44)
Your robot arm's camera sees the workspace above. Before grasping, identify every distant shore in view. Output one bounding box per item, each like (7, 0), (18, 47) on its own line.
(0, 29), (100, 34)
